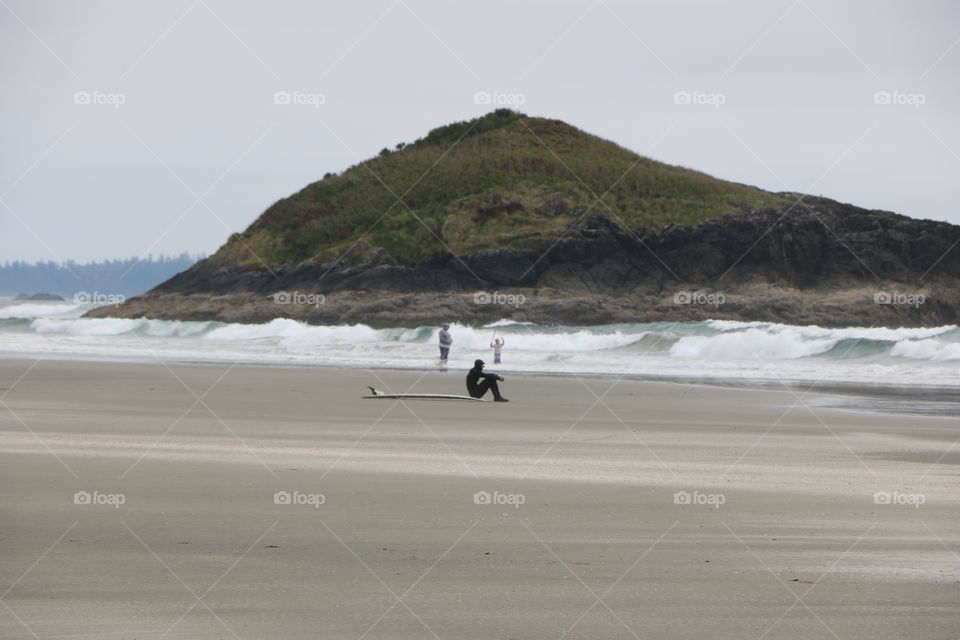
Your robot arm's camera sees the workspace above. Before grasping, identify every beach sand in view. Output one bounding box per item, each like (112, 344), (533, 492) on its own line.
(0, 359), (957, 639)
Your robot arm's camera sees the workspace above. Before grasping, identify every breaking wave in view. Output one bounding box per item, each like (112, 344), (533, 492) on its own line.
(0, 298), (956, 386)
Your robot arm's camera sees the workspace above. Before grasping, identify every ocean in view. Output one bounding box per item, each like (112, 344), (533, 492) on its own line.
(0, 297), (956, 392)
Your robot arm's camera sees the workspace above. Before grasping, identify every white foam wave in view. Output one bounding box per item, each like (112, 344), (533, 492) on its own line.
(484, 319), (536, 328)
(682, 321), (959, 361)
(0, 302), (81, 318)
(200, 320), (644, 353)
(0, 306), (957, 386)
(204, 318), (381, 344)
(30, 317), (213, 337)
(891, 338), (960, 362)
(706, 319), (954, 341)
(671, 328), (836, 360)
(445, 324), (644, 352)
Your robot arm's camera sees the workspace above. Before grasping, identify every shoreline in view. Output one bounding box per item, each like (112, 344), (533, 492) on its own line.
(3, 352), (958, 418)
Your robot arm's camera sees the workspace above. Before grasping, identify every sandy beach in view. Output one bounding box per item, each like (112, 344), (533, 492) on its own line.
(0, 358), (957, 639)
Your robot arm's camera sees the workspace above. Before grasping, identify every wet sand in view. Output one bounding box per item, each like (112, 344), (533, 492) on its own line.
(0, 359), (957, 639)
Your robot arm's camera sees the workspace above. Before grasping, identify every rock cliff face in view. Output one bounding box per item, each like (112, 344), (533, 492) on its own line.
(91, 195), (960, 328)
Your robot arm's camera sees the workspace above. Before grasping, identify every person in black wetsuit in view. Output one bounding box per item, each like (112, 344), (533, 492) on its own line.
(466, 359), (509, 402)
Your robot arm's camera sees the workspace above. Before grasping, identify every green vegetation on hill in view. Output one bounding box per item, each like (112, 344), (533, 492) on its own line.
(213, 110), (786, 267)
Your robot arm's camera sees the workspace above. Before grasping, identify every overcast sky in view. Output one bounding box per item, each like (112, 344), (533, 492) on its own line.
(2, 0), (957, 263)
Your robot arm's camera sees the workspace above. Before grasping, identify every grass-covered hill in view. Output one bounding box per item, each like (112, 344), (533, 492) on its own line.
(213, 109), (786, 268)
(92, 110), (960, 327)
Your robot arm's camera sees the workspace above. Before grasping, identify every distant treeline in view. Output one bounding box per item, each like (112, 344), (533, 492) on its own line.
(0, 253), (203, 298)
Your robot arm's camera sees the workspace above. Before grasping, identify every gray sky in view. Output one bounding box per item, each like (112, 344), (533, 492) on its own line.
(2, 0), (958, 263)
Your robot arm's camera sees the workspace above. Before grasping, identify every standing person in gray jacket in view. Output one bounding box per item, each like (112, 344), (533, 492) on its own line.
(438, 323), (452, 370)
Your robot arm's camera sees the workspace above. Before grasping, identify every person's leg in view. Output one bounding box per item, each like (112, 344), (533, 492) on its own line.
(439, 346), (449, 361)
(476, 378), (504, 401)
(488, 378), (507, 401)
(474, 378), (490, 398)
(494, 352), (501, 364)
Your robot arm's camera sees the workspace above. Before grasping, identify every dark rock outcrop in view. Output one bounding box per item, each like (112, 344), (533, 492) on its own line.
(89, 195), (960, 328)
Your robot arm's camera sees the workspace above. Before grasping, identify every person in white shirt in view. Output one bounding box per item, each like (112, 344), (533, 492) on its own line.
(490, 335), (505, 364)
(438, 323), (452, 369)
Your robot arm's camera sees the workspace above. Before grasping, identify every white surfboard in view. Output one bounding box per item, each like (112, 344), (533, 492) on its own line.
(362, 387), (486, 401)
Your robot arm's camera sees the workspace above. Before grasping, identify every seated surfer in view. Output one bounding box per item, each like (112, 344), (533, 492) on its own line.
(466, 359), (509, 402)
